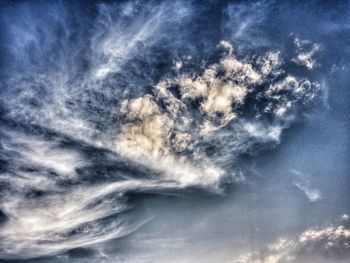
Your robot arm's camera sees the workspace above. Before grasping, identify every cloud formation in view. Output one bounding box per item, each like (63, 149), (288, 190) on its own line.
(0, 1), (330, 260)
(233, 225), (350, 263)
(115, 41), (320, 189)
(293, 38), (322, 70)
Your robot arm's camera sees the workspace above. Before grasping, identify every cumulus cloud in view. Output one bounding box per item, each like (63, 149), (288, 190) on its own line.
(115, 41), (321, 189)
(293, 38), (322, 70)
(233, 225), (350, 263)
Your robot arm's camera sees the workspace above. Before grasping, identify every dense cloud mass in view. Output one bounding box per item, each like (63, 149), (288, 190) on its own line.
(0, 0), (349, 262)
(115, 40), (320, 189)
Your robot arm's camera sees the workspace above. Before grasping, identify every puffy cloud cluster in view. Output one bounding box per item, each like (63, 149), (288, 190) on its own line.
(115, 41), (320, 189)
(293, 38), (322, 70)
(233, 225), (350, 263)
(266, 76), (319, 117)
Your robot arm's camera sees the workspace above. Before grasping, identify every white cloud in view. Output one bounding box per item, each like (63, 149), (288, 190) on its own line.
(293, 38), (322, 70)
(233, 225), (350, 263)
(294, 181), (322, 202)
(91, 3), (165, 79)
(115, 41), (320, 189)
(0, 178), (183, 258)
(341, 214), (349, 221)
(1, 130), (83, 180)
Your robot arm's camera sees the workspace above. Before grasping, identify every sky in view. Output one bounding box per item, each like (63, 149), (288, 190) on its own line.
(0, 0), (349, 262)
